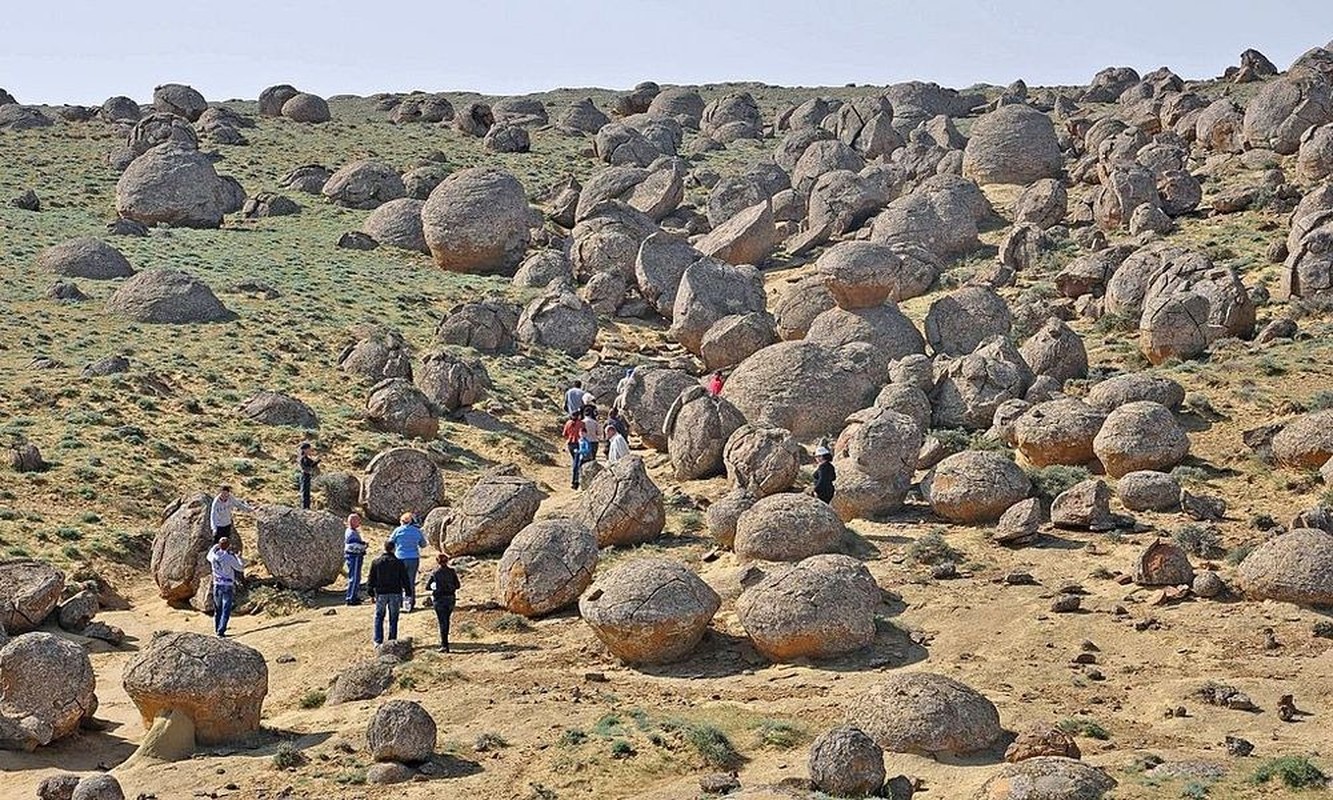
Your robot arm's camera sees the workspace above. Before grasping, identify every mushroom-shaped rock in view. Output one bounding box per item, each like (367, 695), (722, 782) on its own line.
(122, 631), (267, 745)
(664, 387), (747, 480)
(105, 269), (232, 324)
(724, 341), (879, 440)
(516, 291), (598, 356)
(150, 494), (214, 602)
(152, 83), (206, 120)
(36, 238), (133, 280)
(737, 554), (879, 660)
(848, 673), (1003, 755)
(576, 456), (665, 548)
(237, 391), (318, 429)
(669, 258), (766, 355)
(1085, 373), (1185, 413)
(255, 506), (344, 590)
(366, 378), (438, 440)
(1014, 399), (1105, 467)
(733, 492), (847, 562)
(1133, 539), (1194, 586)
(1237, 528), (1333, 606)
(1271, 410), (1333, 470)
(496, 518), (599, 618)
(367, 700), (436, 763)
(808, 726), (886, 799)
(975, 757), (1116, 800)
(723, 425), (803, 498)
(362, 198), (428, 253)
(322, 160), (406, 210)
(361, 448), (442, 524)
(440, 467), (544, 555)
(115, 146), (229, 228)
(281, 92), (330, 123)
(930, 336), (1034, 431)
(963, 105), (1063, 185)
(415, 350), (489, 414)
(925, 286), (1013, 357)
(580, 558), (719, 664)
(340, 329), (413, 383)
(923, 451), (1032, 524)
(1019, 319), (1088, 383)
(0, 632), (97, 751)
(0, 560), (63, 634)
(1092, 401), (1189, 478)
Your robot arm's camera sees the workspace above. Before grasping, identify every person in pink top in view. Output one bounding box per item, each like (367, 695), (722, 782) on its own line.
(706, 371), (724, 396)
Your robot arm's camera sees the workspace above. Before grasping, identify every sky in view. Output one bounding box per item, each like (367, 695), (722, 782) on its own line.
(3, 0), (1332, 104)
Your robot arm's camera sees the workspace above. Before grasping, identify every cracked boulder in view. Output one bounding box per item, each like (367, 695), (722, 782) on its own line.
(0, 632), (97, 751)
(0, 560), (63, 634)
(737, 554), (879, 661)
(496, 519), (598, 617)
(576, 456), (665, 548)
(580, 558), (720, 664)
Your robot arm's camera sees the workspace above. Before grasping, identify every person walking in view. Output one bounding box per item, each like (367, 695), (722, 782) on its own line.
(564, 380), (585, 417)
(344, 513), (368, 606)
(615, 368), (635, 412)
(563, 411), (585, 489)
(389, 512), (428, 612)
(210, 485), (254, 543)
(812, 445), (837, 504)
(425, 553), (461, 653)
(706, 370), (725, 397)
(206, 536), (244, 637)
(606, 422), (629, 464)
(608, 407), (629, 439)
(367, 539), (410, 646)
(297, 442), (320, 510)
(582, 405), (602, 461)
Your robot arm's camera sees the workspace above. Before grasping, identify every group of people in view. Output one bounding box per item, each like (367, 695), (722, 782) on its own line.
(562, 379), (630, 490)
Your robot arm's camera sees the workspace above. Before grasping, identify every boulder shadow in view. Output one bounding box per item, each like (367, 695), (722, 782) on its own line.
(636, 630), (759, 680)
(816, 619), (929, 673)
(418, 752), (484, 780)
(0, 729), (137, 773)
(447, 641), (540, 655)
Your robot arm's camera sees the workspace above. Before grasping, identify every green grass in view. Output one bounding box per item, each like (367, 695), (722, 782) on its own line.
(907, 530), (961, 566)
(298, 689), (326, 709)
(490, 613), (533, 633)
(1027, 465), (1091, 503)
(1057, 716), (1110, 740)
(679, 722), (742, 769)
(752, 719), (804, 750)
(1250, 756), (1327, 789)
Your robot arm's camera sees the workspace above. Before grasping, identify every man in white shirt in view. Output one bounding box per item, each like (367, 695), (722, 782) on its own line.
(206, 536), (244, 637)
(605, 423), (630, 463)
(210, 485), (254, 543)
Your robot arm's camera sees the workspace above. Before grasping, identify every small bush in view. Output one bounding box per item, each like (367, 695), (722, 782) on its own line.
(609, 739), (635, 758)
(1226, 544), (1255, 566)
(1171, 465), (1212, 485)
(1250, 756), (1327, 788)
(907, 531), (961, 566)
(272, 741), (305, 769)
(753, 719), (804, 750)
(559, 728), (588, 746)
(1174, 525), (1225, 559)
(683, 723), (742, 769)
(1027, 465), (1091, 503)
(474, 732), (510, 752)
(490, 613), (533, 633)
(298, 689), (326, 709)
(1057, 716), (1110, 740)
(592, 714), (625, 738)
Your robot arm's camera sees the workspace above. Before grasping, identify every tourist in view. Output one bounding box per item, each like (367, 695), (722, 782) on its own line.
(425, 552), (461, 653)
(582, 405), (602, 460)
(564, 380), (585, 417)
(706, 370), (725, 397)
(812, 445), (837, 504)
(615, 368), (635, 411)
(563, 411), (585, 489)
(389, 512), (428, 612)
(206, 536), (244, 637)
(210, 485), (253, 543)
(608, 407), (629, 439)
(367, 539), (410, 646)
(606, 423), (629, 464)
(297, 442), (319, 510)
(344, 513), (368, 606)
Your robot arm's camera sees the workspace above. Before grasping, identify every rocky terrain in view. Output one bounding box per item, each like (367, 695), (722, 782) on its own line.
(4, 40), (1333, 800)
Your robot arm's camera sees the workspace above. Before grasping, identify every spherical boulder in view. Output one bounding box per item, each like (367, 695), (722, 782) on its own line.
(105, 269), (232, 324)
(804, 304), (926, 373)
(834, 406), (923, 509)
(0, 632), (96, 751)
(1013, 178), (1068, 229)
(816, 240), (913, 309)
(1092, 401), (1189, 478)
(360, 448), (442, 524)
(258, 84), (300, 117)
(496, 519), (598, 617)
(340, 329), (413, 384)
(115, 146), (229, 228)
(0, 560), (63, 634)
(1115, 470), (1181, 512)
(580, 558), (720, 664)
(723, 425), (803, 498)
(36, 238), (133, 280)
(724, 341), (879, 440)
(367, 700), (436, 763)
(237, 391), (318, 429)
(1237, 528), (1333, 606)
(669, 258), (767, 355)
(435, 299), (520, 354)
(422, 167), (533, 275)
(366, 378), (438, 440)
(577, 456), (665, 548)
(1014, 399), (1105, 467)
(415, 349), (489, 413)
(254, 506), (344, 590)
(152, 83), (206, 121)
(733, 492), (847, 562)
(808, 726), (886, 799)
(848, 672), (1002, 755)
(362, 198), (428, 253)
(963, 105), (1063, 185)
(1019, 318), (1088, 383)
(439, 467), (545, 555)
(736, 554), (879, 661)
(923, 451), (1032, 524)
(516, 291), (598, 356)
(1085, 373), (1185, 413)
(322, 160), (406, 210)
(925, 286), (1013, 357)
(280, 92), (330, 123)
(664, 388), (747, 481)
(122, 631), (267, 744)
(70, 775), (126, 800)
(975, 757), (1116, 800)
(1271, 410), (1333, 470)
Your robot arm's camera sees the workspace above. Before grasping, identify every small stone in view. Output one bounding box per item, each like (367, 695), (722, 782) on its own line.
(698, 773), (741, 794)
(1192, 571), (1224, 599)
(337, 231), (379, 250)
(1277, 695), (1297, 722)
(1004, 571), (1038, 586)
(1225, 735), (1254, 757)
(931, 562), (958, 580)
(1050, 594), (1081, 613)
(366, 762), (415, 785)
(1072, 652), (1097, 665)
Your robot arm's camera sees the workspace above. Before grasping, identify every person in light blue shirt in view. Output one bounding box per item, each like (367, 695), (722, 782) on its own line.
(344, 513), (368, 606)
(389, 512), (428, 612)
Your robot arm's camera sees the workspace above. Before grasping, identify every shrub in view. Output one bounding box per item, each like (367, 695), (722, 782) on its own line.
(609, 739), (635, 758)
(1226, 544), (1254, 566)
(1308, 390), (1333, 412)
(491, 613), (533, 633)
(474, 732), (510, 752)
(298, 689), (326, 709)
(907, 531), (961, 566)
(1057, 716), (1110, 740)
(1250, 756), (1327, 788)
(753, 719), (804, 749)
(1027, 465), (1091, 503)
(272, 741), (305, 769)
(682, 723), (741, 769)
(1174, 525), (1225, 559)
(559, 728), (588, 746)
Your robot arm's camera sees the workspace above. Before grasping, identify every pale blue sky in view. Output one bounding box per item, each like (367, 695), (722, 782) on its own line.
(3, 0), (1331, 104)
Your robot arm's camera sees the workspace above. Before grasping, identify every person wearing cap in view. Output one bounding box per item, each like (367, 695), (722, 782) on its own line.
(389, 512), (428, 612)
(297, 442), (320, 510)
(210, 485), (254, 543)
(606, 422), (629, 464)
(425, 552), (461, 653)
(812, 445), (837, 504)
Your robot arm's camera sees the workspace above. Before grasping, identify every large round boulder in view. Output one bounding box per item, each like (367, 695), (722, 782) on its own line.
(0, 560), (63, 634)
(367, 700), (436, 763)
(1014, 399), (1106, 467)
(362, 198), (428, 253)
(281, 92), (330, 123)
(736, 554), (879, 661)
(150, 494), (214, 602)
(105, 269), (231, 324)
(440, 467), (545, 555)
(360, 448), (443, 524)
(848, 673), (1002, 755)
(576, 456), (665, 548)
(1092, 401), (1189, 478)
(1115, 470), (1182, 512)
(0, 632), (97, 751)
(115, 146), (229, 228)
(36, 238), (133, 280)
(580, 558), (719, 664)
(925, 286), (1012, 357)
(1271, 410), (1333, 469)
(664, 388), (747, 481)
(962, 105), (1063, 185)
(516, 291), (598, 356)
(734, 493), (847, 562)
(724, 341), (879, 440)
(496, 519), (598, 617)
(321, 160), (406, 210)
(258, 84), (300, 117)
(366, 378), (438, 440)
(1019, 319), (1088, 383)
(805, 303), (926, 374)
(1085, 373), (1185, 413)
(1237, 528), (1333, 606)
(975, 757), (1117, 800)
(816, 240), (913, 309)
(122, 631), (267, 744)
(415, 350), (489, 413)
(237, 391), (318, 429)
(152, 83), (206, 121)
(922, 451), (1032, 523)
(339, 328), (413, 384)
(808, 726), (886, 799)
(255, 506), (344, 590)
(723, 425), (804, 498)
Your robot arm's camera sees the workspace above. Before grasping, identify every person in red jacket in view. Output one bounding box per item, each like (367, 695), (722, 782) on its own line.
(562, 412), (585, 489)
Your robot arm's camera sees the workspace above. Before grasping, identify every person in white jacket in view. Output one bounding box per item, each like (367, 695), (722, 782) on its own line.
(605, 423), (630, 464)
(210, 485), (254, 543)
(206, 537), (244, 637)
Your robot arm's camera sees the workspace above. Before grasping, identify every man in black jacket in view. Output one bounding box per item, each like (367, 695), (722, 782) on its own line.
(367, 539), (410, 646)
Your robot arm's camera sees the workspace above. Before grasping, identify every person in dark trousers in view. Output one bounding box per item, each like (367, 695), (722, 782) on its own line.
(298, 442), (319, 510)
(562, 412), (585, 489)
(425, 552), (461, 653)
(812, 445), (837, 504)
(564, 380), (585, 417)
(367, 539), (410, 646)
(344, 513), (367, 606)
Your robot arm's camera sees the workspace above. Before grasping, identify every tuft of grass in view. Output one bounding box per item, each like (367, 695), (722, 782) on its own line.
(592, 714), (625, 738)
(1058, 716), (1110, 740)
(1226, 544), (1255, 566)
(681, 722), (742, 769)
(907, 531), (961, 566)
(1250, 756), (1327, 788)
(474, 732), (510, 752)
(1174, 525), (1225, 559)
(272, 741), (305, 769)
(1027, 465), (1091, 503)
(298, 689), (326, 709)
(752, 719), (804, 750)
(490, 613), (532, 633)
(1181, 780), (1210, 798)
(609, 739), (635, 759)
(1308, 390), (1333, 412)
(559, 728), (588, 747)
